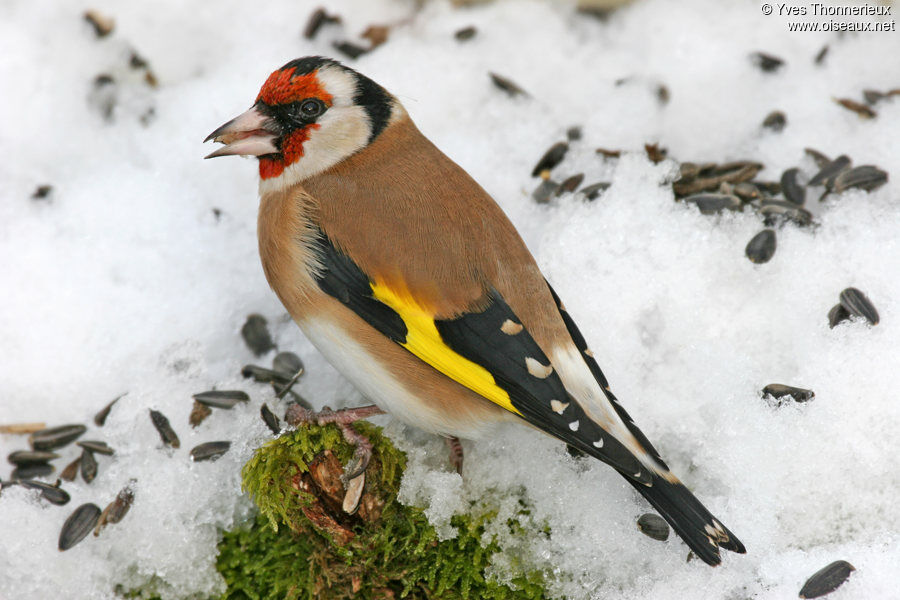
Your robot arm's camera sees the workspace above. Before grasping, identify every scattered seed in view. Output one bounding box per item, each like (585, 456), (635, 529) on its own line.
(644, 142), (667, 164)
(94, 394), (124, 427)
(190, 441), (231, 462)
(332, 41), (369, 59)
(454, 25), (477, 41)
(762, 110), (786, 132)
(828, 304), (851, 329)
(656, 84), (670, 105)
(839, 287), (879, 325)
(60, 457), (81, 482)
(757, 200), (814, 227)
(80, 449), (97, 484)
(580, 182), (610, 200)
(59, 503), (102, 551)
(762, 384), (815, 404)
(834, 98), (876, 119)
(566, 126), (582, 141)
(241, 314), (275, 356)
(754, 180), (783, 196)
(733, 182), (762, 202)
(241, 364), (285, 383)
(0, 423), (46, 434)
(751, 51), (785, 73)
(595, 147), (621, 159)
(673, 162), (762, 196)
(19, 480), (70, 506)
(814, 45), (829, 65)
(683, 193), (742, 215)
(557, 173), (585, 196)
(804, 148), (831, 169)
(489, 72), (529, 98)
(342, 472), (365, 514)
(149, 410), (179, 448)
(260, 403), (281, 435)
(89, 73), (117, 122)
(303, 7), (340, 39)
(273, 351), (304, 378)
(833, 165), (888, 193)
(532, 180), (560, 204)
(863, 89), (885, 105)
(76, 440), (114, 456)
(745, 229), (777, 264)
(192, 390), (250, 409)
(95, 482), (135, 535)
(189, 400), (212, 428)
(31, 184), (53, 201)
(531, 142), (568, 177)
(780, 168), (806, 205)
(83, 10), (114, 38)
(808, 155), (851, 188)
(11, 463), (54, 480)
(8, 450), (59, 466)
(637, 513), (670, 541)
(360, 24), (390, 49)
(29, 424), (87, 451)
(799, 560), (855, 599)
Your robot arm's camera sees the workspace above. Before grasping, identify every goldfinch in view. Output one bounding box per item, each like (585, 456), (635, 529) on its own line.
(205, 56), (745, 565)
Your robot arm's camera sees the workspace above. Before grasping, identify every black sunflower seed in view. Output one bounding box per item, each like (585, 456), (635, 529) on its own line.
(827, 304), (851, 329)
(272, 352), (304, 378)
(684, 193), (742, 215)
(489, 72), (529, 98)
(532, 180), (560, 204)
(59, 503), (102, 551)
(757, 200), (813, 227)
(454, 26), (477, 41)
(566, 126), (582, 142)
(76, 440), (114, 456)
(19, 480), (70, 506)
(762, 384), (815, 404)
(637, 513), (669, 541)
(260, 403), (281, 435)
(332, 41), (369, 60)
(580, 182), (610, 200)
(833, 165), (888, 193)
(804, 148), (831, 169)
(839, 288), (879, 325)
(241, 364), (288, 383)
(11, 463), (54, 480)
(762, 110), (786, 132)
(557, 173), (585, 196)
(733, 182), (762, 202)
(80, 449), (97, 484)
(531, 142), (569, 178)
(241, 314), (275, 356)
(190, 441), (231, 462)
(745, 229), (777, 264)
(799, 560), (855, 598)
(751, 51), (784, 73)
(31, 185), (53, 200)
(8, 450), (59, 466)
(780, 168), (806, 205)
(808, 155), (851, 188)
(192, 390), (250, 409)
(29, 424), (87, 451)
(149, 410), (180, 448)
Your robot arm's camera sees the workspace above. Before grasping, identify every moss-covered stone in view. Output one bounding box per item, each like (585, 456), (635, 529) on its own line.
(218, 423), (547, 599)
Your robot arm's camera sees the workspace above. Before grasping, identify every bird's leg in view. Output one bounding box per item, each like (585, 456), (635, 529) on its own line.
(445, 436), (464, 475)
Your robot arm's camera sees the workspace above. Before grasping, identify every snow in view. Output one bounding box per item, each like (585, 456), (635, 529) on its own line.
(1, 0), (899, 598)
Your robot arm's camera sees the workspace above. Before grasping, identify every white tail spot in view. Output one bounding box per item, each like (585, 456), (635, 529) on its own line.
(525, 357), (554, 379)
(592, 438), (604, 448)
(568, 420), (580, 431)
(550, 400), (568, 414)
(501, 319), (523, 335)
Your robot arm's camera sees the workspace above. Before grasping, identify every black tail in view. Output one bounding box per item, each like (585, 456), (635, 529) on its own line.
(626, 473), (745, 566)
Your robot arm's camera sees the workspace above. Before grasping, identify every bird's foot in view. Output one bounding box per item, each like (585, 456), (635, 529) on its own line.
(445, 436), (464, 475)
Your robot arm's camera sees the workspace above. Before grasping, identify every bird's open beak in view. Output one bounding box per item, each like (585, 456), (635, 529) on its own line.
(204, 106), (279, 159)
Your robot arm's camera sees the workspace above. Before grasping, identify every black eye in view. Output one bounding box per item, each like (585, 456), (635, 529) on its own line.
(300, 99), (324, 118)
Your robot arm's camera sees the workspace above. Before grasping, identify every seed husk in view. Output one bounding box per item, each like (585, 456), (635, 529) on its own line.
(273, 351), (304, 378)
(762, 110), (786, 131)
(95, 483), (135, 535)
(241, 314), (275, 356)
(454, 26), (477, 41)
(733, 182), (762, 202)
(19, 479), (70, 506)
(8, 450), (59, 466)
(834, 98), (876, 119)
(751, 51), (785, 72)
(360, 25), (390, 49)
(260, 403), (281, 435)
(532, 179), (560, 204)
(531, 142), (568, 177)
(762, 384), (815, 403)
(833, 165), (888, 193)
(757, 200), (814, 227)
(332, 40), (369, 60)
(745, 229), (777, 264)
(192, 390), (250, 409)
(814, 44), (828, 65)
(189, 400), (212, 428)
(839, 287), (879, 325)
(11, 463), (54, 480)
(566, 126), (582, 142)
(59, 503), (102, 551)
(149, 410), (180, 448)
(0, 422), (46, 434)
(343, 472), (366, 514)
(76, 440), (114, 456)
(780, 168), (806, 205)
(29, 424), (87, 451)
(241, 364), (288, 384)
(863, 89), (885, 105)
(557, 173), (585, 196)
(644, 142), (667, 164)
(80, 449), (98, 484)
(799, 560), (855, 599)
(190, 441), (231, 462)
(673, 162), (762, 196)
(595, 147), (621, 159)
(31, 185), (53, 200)
(808, 155), (851, 188)
(828, 304), (851, 329)
(804, 148), (831, 169)
(637, 513), (670, 541)
(60, 457), (81, 482)
(303, 7), (340, 40)
(94, 394), (124, 427)
(83, 10), (114, 38)
(489, 72), (529, 98)
(684, 193), (742, 215)
(580, 182), (610, 200)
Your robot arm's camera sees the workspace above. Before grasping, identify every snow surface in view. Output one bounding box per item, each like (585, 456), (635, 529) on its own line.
(2, 0), (899, 598)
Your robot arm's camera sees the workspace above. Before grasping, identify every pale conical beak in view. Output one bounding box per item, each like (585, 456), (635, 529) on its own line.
(204, 106), (279, 159)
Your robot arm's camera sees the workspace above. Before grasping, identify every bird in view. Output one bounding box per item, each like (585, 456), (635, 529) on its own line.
(204, 56), (745, 566)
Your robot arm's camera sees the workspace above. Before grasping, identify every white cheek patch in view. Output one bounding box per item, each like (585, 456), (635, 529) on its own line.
(315, 64), (360, 107)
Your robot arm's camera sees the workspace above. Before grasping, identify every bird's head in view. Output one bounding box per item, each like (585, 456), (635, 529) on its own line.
(205, 56), (397, 190)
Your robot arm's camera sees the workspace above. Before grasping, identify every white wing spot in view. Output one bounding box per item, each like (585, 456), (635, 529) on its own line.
(592, 438), (604, 448)
(568, 420), (580, 431)
(550, 400), (569, 414)
(525, 357), (553, 379)
(501, 319), (523, 335)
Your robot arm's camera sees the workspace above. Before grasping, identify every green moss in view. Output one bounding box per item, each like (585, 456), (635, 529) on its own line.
(217, 423), (547, 600)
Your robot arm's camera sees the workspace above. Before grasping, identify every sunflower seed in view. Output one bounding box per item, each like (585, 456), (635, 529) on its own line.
(566, 126), (582, 142)
(29, 424), (87, 451)
(19, 480), (70, 506)
(673, 162), (762, 196)
(94, 394), (124, 427)
(60, 457), (80, 482)
(95, 482), (135, 535)
(76, 440), (114, 456)
(833, 165), (888, 193)
(839, 287), (879, 325)
(273, 351), (304, 378)
(828, 304), (851, 329)
(595, 147), (621, 159)
(557, 173), (585, 196)
(780, 168), (806, 205)
(489, 72), (529, 98)
(684, 193), (742, 215)
(804, 148), (831, 169)
(192, 390), (250, 409)
(656, 84), (670, 105)
(80, 449), (98, 484)
(454, 26), (477, 41)
(757, 200), (813, 227)
(149, 410), (179, 448)
(762, 110), (786, 131)
(260, 403), (281, 435)
(814, 44), (829, 65)
(190, 441), (231, 462)
(83, 10), (114, 37)
(303, 7), (340, 39)
(637, 513), (669, 541)
(531, 142), (568, 177)
(0, 423), (46, 434)
(751, 51), (784, 72)
(834, 98), (876, 119)
(59, 503), (102, 551)
(863, 89), (885, 105)
(11, 463), (54, 480)
(31, 185), (53, 201)
(799, 560), (855, 598)
(332, 41), (368, 60)
(189, 400), (212, 428)
(8, 450), (59, 466)
(532, 180), (560, 204)
(241, 314), (275, 356)
(745, 229), (777, 264)
(754, 180), (783, 196)
(580, 182), (610, 200)
(762, 384), (815, 403)
(733, 182), (762, 202)
(241, 364), (287, 383)
(808, 155), (851, 190)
